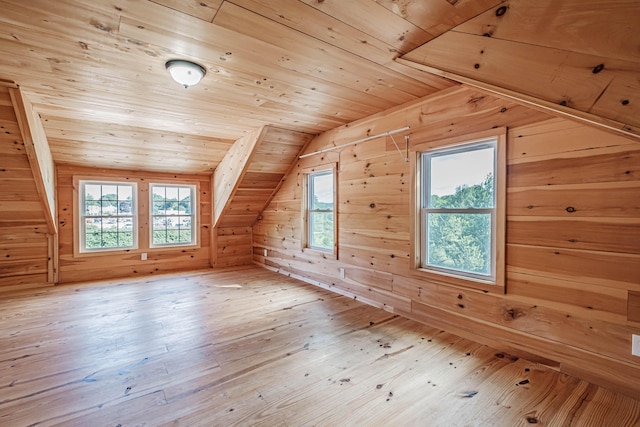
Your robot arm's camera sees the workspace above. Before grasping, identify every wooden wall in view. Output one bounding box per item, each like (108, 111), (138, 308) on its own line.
(0, 85), (52, 291)
(57, 165), (212, 283)
(213, 126), (313, 268)
(253, 85), (640, 399)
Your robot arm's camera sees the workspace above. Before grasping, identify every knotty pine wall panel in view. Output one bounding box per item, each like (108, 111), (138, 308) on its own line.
(253, 87), (640, 398)
(0, 86), (51, 290)
(56, 165), (211, 283)
(215, 226), (253, 268)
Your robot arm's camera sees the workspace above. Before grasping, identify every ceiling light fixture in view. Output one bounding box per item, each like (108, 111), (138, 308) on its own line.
(165, 60), (206, 88)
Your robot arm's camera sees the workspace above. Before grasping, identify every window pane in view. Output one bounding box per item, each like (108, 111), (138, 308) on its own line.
(152, 202), (165, 215)
(153, 230), (167, 245)
(102, 185), (117, 200)
(118, 198), (133, 215)
(428, 146), (494, 209)
(101, 199), (117, 215)
(427, 213), (491, 275)
(118, 185), (132, 198)
(310, 212), (334, 250)
(118, 217), (133, 232)
(153, 216), (166, 230)
(151, 185), (195, 246)
(120, 231), (134, 247)
(178, 229), (192, 244)
(179, 216), (192, 229)
(84, 184), (101, 216)
(85, 217), (102, 249)
(178, 187), (191, 214)
(311, 173), (334, 210)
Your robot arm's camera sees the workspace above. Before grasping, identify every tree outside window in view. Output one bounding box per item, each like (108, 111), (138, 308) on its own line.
(80, 181), (136, 251)
(307, 171), (335, 252)
(151, 184), (196, 247)
(421, 140), (497, 281)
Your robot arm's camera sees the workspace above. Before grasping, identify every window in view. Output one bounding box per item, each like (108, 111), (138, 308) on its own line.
(305, 169), (336, 253)
(79, 181), (137, 252)
(414, 130), (505, 290)
(150, 184), (197, 247)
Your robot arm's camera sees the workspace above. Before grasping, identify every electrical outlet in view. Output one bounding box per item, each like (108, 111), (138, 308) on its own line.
(263, 249), (268, 257)
(339, 267), (345, 279)
(141, 252), (147, 261)
(633, 334), (640, 357)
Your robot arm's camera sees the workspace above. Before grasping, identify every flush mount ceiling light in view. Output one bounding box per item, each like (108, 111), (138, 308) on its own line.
(165, 60), (206, 88)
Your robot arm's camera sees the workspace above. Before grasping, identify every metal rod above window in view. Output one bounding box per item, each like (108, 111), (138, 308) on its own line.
(299, 126), (410, 159)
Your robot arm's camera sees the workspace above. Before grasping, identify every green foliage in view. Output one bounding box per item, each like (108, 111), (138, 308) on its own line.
(430, 174), (494, 209)
(427, 174), (493, 275)
(310, 213), (334, 250)
(152, 192), (191, 214)
(153, 229), (192, 245)
(85, 226), (133, 249)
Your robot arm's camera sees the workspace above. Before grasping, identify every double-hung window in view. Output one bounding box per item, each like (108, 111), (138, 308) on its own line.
(79, 181), (137, 252)
(305, 169), (336, 253)
(76, 178), (199, 254)
(415, 130), (505, 290)
(151, 184), (197, 247)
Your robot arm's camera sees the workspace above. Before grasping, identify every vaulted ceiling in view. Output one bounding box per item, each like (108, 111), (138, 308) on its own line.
(0, 0), (637, 175)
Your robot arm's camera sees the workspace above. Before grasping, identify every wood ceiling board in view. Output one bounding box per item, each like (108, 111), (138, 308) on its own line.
(0, 0), (452, 175)
(213, 3), (431, 104)
(41, 118), (234, 151)
(401, 31), (640, 138)
(224, 0), (401, 66)
(47, 143), (216, 175)
(117, 18), (394, 119)
(590, 75), (640, 127)
(239, 172), (285, 189)
(298, 0), (434, 54)
(404, 32), (613, 110)
(149, 0), (222, 22)
(375, 0), (504, 36)
(454, 0), (640, 64)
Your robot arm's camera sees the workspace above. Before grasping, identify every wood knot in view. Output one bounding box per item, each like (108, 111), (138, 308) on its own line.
(621, 99), (630, 105)
(565, 206), (576, 213)
(474, 63), (480, 69)
(495, 6), (507, 16)
(592, 63), (605, 74)
(504, 308), (525, 321)
(369, 203), (376, 208)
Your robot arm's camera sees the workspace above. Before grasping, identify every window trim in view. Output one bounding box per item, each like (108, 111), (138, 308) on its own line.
(301, 163), (338, 258)
(77, 179), (138, 254)
(149, 183), (198, 248)
(410, 128), (506, 293)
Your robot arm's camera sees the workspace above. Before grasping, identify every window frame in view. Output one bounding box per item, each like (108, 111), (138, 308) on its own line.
(149, 183), (198, 248)
(77, 180), (138, 253)
(411, 129), (506, 293)
(301, 164), (338, 257)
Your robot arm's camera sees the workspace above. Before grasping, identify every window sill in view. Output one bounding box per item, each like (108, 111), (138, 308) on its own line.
(75, 245), (200, 258)
(301, 247), (338, 260)
(408, 266), (505, 294)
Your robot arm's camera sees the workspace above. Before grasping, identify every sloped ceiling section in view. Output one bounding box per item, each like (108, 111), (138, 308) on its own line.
(0, 0), (475, 174)
(399, 0), (640, 139)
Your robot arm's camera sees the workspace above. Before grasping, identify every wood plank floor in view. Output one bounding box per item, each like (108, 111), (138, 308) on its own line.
(1, 266), (639, 426)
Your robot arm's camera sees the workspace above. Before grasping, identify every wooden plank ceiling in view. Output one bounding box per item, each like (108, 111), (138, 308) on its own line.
(0, 0), (496, 174)
(1, 0), (635, 177)
(400, 0), (640, 139)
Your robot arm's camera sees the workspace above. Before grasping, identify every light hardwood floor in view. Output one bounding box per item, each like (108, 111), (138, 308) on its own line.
(1, 267), (639, 426)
